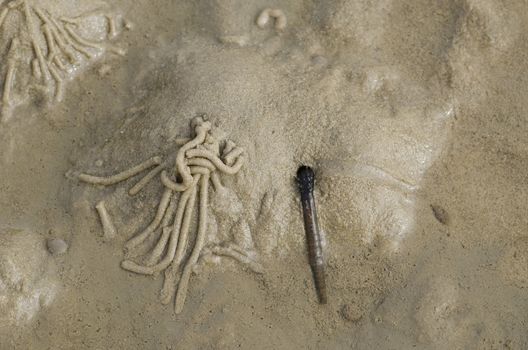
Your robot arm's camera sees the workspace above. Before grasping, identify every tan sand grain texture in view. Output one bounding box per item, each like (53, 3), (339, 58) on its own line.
(0, 0), (527, 348)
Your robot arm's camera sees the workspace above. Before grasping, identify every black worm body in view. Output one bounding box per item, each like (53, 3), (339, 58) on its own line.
(297, 165), (327, 304)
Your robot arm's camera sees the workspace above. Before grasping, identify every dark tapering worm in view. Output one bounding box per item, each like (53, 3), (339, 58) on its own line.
(297, 165), (327, 304)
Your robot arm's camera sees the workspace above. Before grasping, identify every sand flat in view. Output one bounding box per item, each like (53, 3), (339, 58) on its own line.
(0, 0), (527, 348)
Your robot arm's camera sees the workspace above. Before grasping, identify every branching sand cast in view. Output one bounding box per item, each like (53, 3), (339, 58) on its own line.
(0, 0), (125, 120)
(78, 116), (261, 313)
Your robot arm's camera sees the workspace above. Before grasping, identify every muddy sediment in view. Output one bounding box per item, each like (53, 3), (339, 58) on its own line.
(0, 0), (527, 348)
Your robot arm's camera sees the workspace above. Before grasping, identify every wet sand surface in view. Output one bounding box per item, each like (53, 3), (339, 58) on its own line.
(0, 1), (527, 349)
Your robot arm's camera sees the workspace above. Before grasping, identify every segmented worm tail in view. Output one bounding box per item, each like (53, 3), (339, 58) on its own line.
(312, 263), (327, 304)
